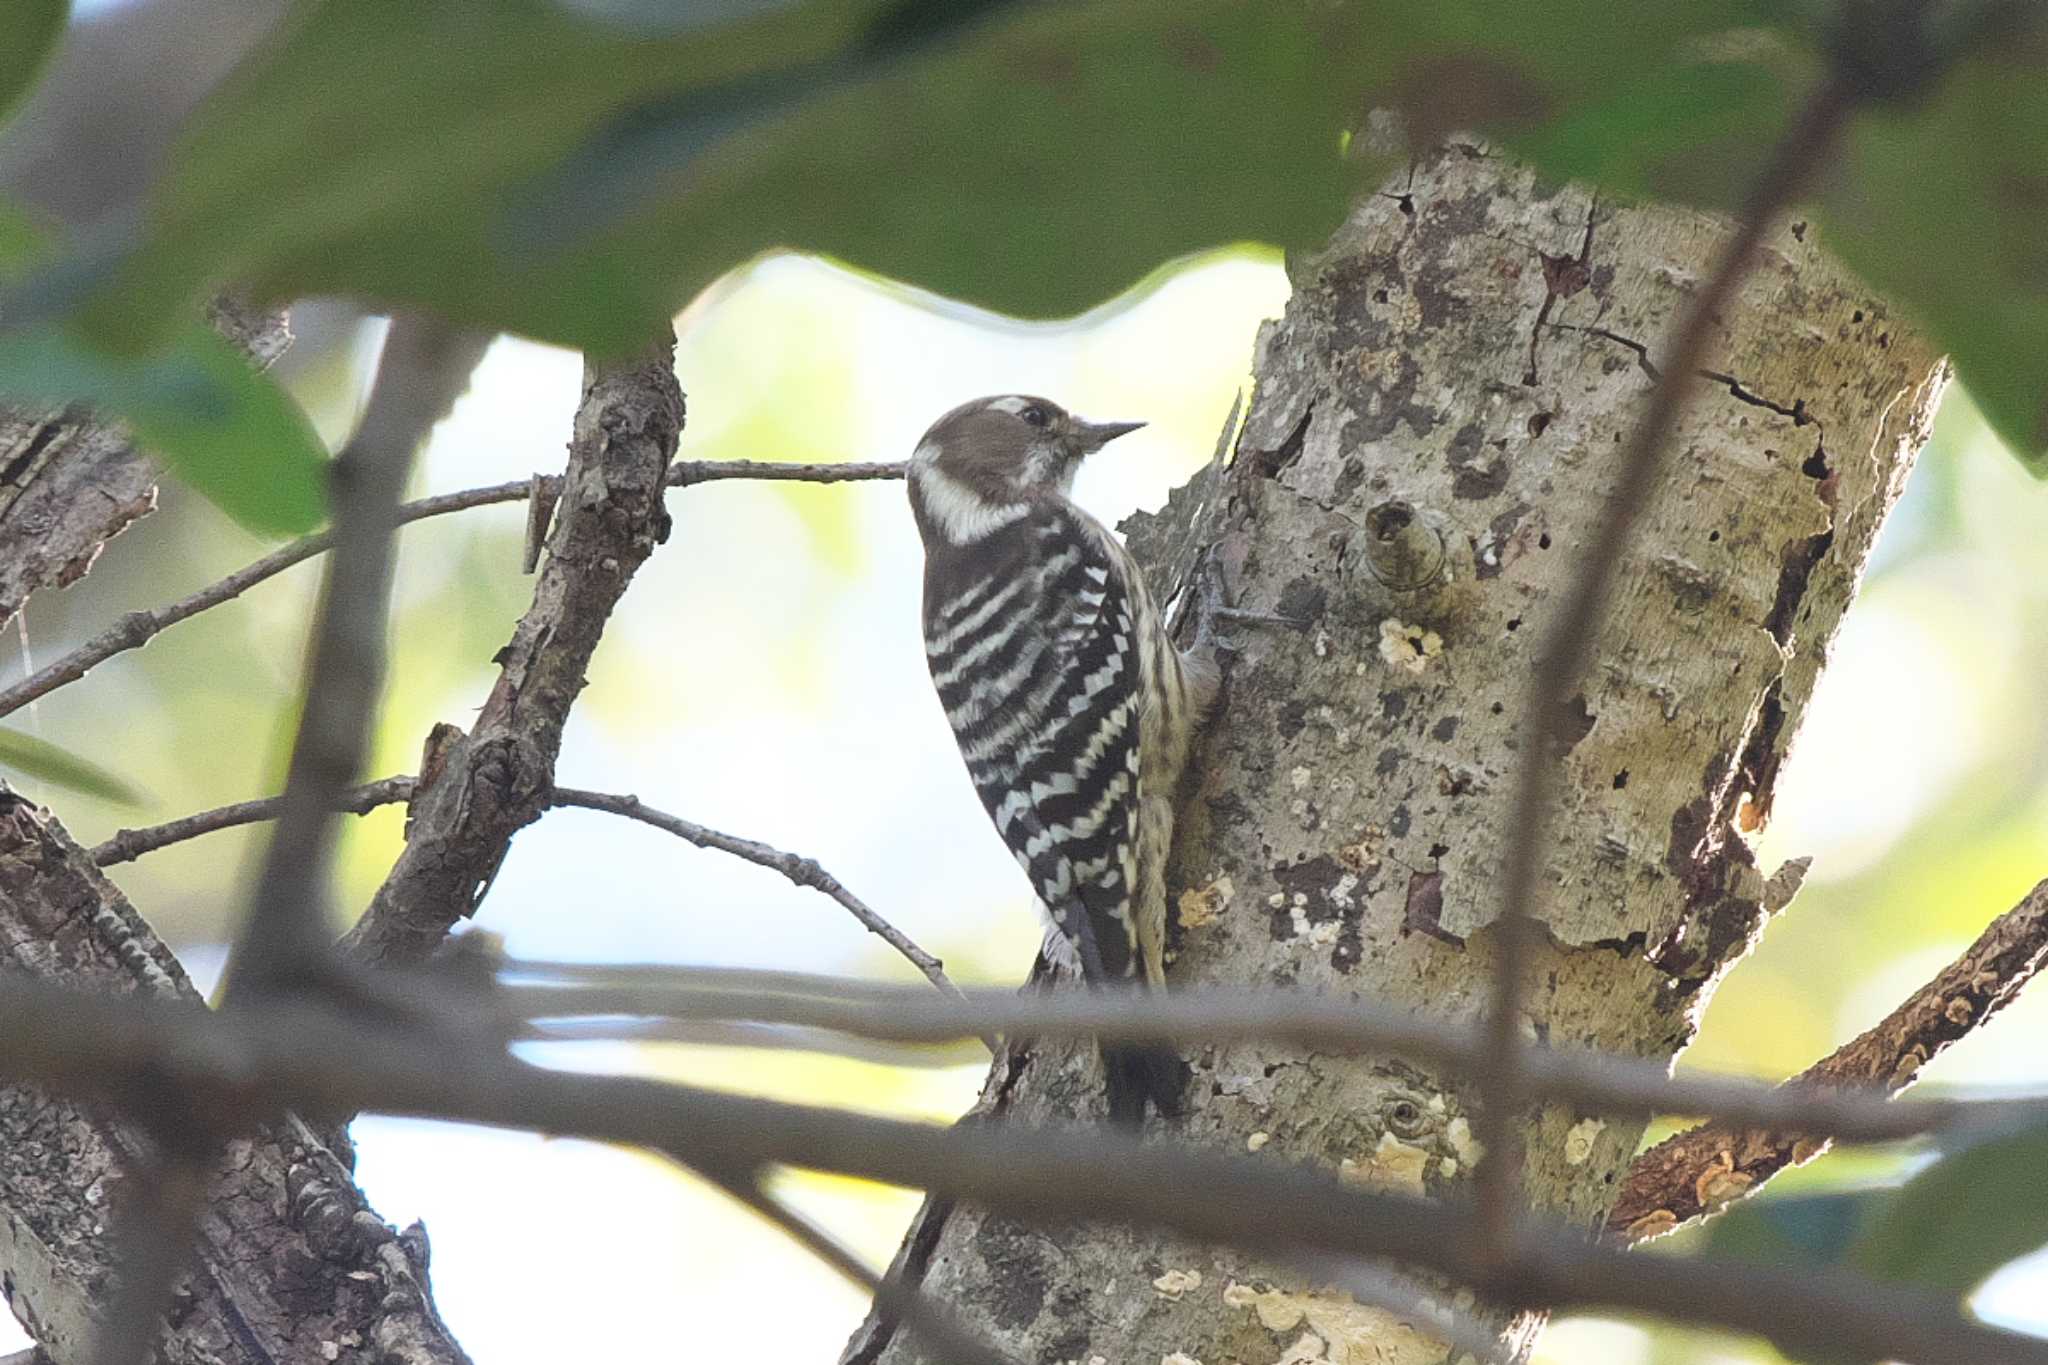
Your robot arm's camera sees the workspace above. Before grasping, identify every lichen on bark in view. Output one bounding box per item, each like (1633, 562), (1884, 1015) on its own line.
(849, 144), (1944, 1365)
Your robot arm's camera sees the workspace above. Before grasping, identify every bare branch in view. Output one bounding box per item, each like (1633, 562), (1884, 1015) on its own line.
(91, 777), (417, 866)
(1480, 82), (1858, 1253)
(86, 778), (965, 1020)
(688, 1161), (1020, 1365)
(1613, 874), (2048, 1240)
(0, 457), (901, 725)
(228, 317), (492, 996)
(550, 787), (967, 1006)
(342, 334), (686, 968)
(0, 975), (2043, 1365)
(498, 964), (2048, 1145)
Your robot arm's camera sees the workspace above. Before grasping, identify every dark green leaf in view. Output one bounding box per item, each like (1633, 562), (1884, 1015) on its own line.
(0, 728), (142, 805)
(1850, 1124), (2048, 1296)
(1706, 1190), (1883, 1272)
(0, 0), (66, 127)
(1819, 27), (2048, 471)
(79, 0), (1010, 350)
(64, 0), (1816, 352)
(0, 203), (328, 535)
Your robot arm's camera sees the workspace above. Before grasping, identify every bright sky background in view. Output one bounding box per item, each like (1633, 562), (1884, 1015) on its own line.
(8, 143), (2048, 1365)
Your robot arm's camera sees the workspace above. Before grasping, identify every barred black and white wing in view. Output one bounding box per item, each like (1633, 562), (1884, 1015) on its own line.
(924, 503), (1145, 986)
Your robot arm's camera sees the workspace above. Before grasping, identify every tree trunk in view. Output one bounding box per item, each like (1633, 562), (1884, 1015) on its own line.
(848, 145), (1945, 1364)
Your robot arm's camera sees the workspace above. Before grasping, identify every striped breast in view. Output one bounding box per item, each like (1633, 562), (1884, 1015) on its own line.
(923, 502), (1143, 981)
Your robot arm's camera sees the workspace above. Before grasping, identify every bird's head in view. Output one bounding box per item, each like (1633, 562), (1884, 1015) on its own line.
(907, 394), (1144, 546)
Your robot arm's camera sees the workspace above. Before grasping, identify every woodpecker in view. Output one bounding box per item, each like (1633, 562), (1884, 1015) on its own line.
(908, 394), (1219, 1122)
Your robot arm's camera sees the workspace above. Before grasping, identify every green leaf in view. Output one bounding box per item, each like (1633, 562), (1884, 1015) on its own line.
(1706, 1124), (2048, 1306)
(63, 0), (1832, 352)
(1498, 51), (1815, 211)
(1850, 1125), (2048, 1297)
(0, 0), (66, 127)
(77, 0), (1016, 349)
(0, 203), (327, 535)
(1706, 1190), (1880, 1273)
(1819, 27), (2048, 471)
(0, 727), (142, 805)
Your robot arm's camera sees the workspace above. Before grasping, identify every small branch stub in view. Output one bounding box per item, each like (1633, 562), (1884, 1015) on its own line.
(1357, 499), (1446, 591)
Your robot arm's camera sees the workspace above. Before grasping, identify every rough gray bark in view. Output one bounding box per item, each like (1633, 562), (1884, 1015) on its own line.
(0, 787), (469, 1365)
(342, 332), (682, 967)
(850, 146), (1944, 1365)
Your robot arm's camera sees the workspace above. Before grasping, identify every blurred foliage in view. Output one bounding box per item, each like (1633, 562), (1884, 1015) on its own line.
(1699, 1123), (2048, 1355)
(0, 200), (328, 532)
(0, 1), (66, 128)
(0, 0), (2040, 550)
(0, 725), (139, 804)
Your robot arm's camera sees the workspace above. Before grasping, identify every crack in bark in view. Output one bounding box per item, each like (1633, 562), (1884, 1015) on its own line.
(1701, 370), (1812, 426)
(1523, 197), (1598, 386)
(1561, 326), (1826, 435)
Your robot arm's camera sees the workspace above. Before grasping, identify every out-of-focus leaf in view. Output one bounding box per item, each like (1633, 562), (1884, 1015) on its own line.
(0, 727), (142, 805)
(1705, 1190), (1881, 1272)
(1707, 1123), (2048, 1306)
(0, 202), (327, 535)
(78, 0), (1031, 351)
(66, 0), (1816, 352)
(1819, 25), (2048, 472)
(1849, 1124), (2048, 1296)
(1500, 53), (1815, 210)
(0, 0), (66, 126)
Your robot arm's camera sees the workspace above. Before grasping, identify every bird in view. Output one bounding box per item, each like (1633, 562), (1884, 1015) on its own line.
(907, 393), (1219, 1122)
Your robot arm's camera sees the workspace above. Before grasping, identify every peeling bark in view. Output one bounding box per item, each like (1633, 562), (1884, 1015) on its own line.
(850, 147), (1943, 1364)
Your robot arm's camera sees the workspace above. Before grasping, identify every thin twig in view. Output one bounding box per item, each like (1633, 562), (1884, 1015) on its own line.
(91, 777), (418, 866)
(1612, 874), (2048, 1240)
(0, 976), (2043, 1365)
(0, 459), (904, 725)
(227, 318), (493, 996)
(550, 787), (967, 1008)
(1477, 81), (1858, 1257)
(689, 1160), (1019, 1365)
(83, 775), (965, 1018)
(495, 964), (2048, 1145)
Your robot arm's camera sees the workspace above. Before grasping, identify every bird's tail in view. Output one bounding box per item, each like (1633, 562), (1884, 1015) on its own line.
(1103, 1042), (1187, 1125)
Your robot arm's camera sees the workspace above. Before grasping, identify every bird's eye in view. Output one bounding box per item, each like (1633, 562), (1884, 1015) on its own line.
(1020, 404), (1051, 428)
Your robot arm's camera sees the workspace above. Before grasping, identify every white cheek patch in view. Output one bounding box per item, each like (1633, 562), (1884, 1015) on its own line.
(912, 465), (1028, 545)
(910, 439), (943, 468)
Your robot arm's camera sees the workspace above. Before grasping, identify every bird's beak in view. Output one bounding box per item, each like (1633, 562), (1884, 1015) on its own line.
(1070, 418), (1147, 454)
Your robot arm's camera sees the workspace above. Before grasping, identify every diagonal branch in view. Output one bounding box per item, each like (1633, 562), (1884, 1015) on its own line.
(687, 1160), (1019, 1365)
(1612, 875), (2048, 1240)
(228, 317), (493, 996)
(340, 332), (685, 968)
(89, 778), (964, 1006)
(1478, 81), (1858, 1254)
(0, 457), (900, 724)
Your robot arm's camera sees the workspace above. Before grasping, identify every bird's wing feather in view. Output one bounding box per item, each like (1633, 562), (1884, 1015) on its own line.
(927, 506), (1143, 981)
